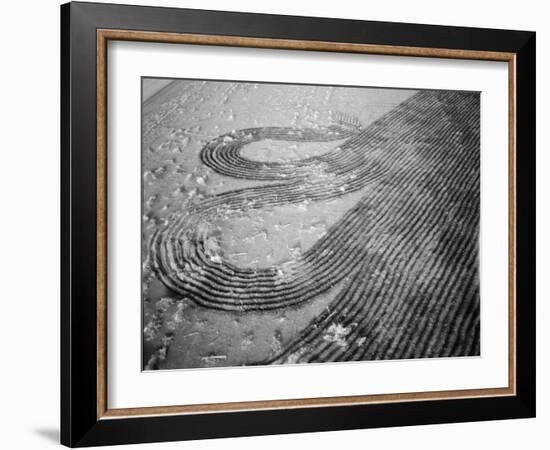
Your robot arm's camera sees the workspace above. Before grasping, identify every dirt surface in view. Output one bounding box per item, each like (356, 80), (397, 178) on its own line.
(141, 79), (480, 370)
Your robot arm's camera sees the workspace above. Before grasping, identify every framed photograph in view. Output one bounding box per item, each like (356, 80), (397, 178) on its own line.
(61, 1), (536, 447)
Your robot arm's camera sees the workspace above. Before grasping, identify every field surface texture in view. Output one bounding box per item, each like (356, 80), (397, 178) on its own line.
(141, 80), (480, 370)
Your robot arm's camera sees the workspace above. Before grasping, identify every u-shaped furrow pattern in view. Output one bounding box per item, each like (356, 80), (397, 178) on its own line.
(148, 89), (480, 362)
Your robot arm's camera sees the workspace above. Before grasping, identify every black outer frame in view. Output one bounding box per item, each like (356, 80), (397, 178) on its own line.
(60, 1), (536, 447)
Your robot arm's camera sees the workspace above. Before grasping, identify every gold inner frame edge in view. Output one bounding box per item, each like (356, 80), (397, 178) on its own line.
(95, 29), (517, 420)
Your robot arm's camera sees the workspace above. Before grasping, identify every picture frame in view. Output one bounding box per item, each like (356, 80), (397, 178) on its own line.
(60, 1), (535, 447)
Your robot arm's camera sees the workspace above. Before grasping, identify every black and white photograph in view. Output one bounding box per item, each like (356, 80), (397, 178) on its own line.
(141, 78), (481, 370)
